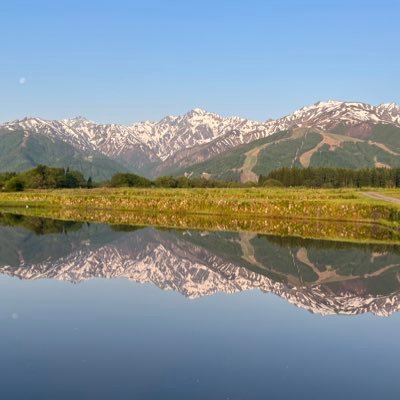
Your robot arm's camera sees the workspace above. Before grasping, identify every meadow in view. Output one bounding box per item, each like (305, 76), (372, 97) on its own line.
(0, 187), (400, 244)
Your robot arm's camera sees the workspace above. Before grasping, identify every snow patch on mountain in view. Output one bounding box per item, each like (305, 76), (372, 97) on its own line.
(1, 101), (399, 168)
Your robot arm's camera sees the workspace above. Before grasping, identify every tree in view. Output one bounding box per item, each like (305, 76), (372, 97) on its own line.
(64, 171), (86, 188)
(4, 177), (25, 192)
(395, 169), (400, 188)
(110, 173), (152, 188)
(260, 178), (283, 187)
(154, 176), (178, 188)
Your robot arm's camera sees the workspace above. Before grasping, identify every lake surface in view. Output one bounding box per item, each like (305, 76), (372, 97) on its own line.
(1, 212), (400, 399)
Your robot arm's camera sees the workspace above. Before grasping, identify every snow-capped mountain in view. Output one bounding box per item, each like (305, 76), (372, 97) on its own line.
(128, 108), (264, 161)
(271, 100), (400, 136)
(275, 101), (400, 129)
(1, 100), (399, 176)
(1, 109), (262, 160)
(377, 102), (400, 125)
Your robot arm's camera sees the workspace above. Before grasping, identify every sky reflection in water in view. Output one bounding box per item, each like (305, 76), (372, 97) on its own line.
(0, 214), (399, 399)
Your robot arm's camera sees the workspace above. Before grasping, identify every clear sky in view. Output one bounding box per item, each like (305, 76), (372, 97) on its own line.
(1, 0), (399, 124)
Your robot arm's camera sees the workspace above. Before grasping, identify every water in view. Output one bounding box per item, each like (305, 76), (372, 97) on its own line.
(0, 213), (400, 399)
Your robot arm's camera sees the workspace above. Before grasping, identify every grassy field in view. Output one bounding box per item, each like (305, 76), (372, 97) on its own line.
(0, 187), (400, 243)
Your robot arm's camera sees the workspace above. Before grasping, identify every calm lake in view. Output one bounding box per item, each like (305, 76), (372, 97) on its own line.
(1, 212), (400, 399)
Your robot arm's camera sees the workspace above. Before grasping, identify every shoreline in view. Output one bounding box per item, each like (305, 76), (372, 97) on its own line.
(0, 187), (399, 244)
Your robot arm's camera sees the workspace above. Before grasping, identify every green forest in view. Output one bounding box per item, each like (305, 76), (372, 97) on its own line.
(0, 165), (89, 192)
(2, 164), (400, 192)
(260, 167), (400, 188)
(0, 166), (241, 191)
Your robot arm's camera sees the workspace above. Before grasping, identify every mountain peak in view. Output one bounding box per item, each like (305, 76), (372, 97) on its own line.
(185, 108), (211, 117)
(378, 102), (400, 111)
(314, 100), (344, 107)
(62, 116), (93, 125)
(70, 115), (89, 121)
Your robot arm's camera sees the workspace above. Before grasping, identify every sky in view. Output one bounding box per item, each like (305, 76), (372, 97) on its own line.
(1, 0), (399, 124)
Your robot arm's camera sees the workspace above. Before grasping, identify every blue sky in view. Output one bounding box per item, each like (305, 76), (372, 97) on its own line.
(1, 0), (399, 123)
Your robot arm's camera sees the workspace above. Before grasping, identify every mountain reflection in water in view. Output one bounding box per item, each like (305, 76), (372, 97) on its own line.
(1, 212), (400, 317)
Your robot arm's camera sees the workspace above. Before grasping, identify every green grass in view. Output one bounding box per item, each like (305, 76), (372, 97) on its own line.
(0, 187), (400, 244)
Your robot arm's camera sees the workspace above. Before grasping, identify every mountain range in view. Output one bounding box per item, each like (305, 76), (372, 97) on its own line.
(1, 212), (400, 317)
(1, 100), (400, 180)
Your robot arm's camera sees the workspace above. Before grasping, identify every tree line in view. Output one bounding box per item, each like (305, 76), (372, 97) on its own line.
(259, 167), (400, 188)
(0, 166), (244, 192)
(0, 165), (90, 192)
(109, 173), (245, 188)
(2, 165), (400, 192)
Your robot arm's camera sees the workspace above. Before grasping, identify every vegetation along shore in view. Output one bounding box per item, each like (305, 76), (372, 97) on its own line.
(0, 186), (400, 244)
(0, 164), (399, 244)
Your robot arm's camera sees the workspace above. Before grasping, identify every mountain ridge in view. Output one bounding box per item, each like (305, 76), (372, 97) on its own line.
(1, 100), (400, 178)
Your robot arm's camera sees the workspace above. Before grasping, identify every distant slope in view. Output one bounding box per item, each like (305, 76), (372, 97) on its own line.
(0, 129), (127, 180)
(171, 124), (400, 182)
(1, 101), (400, 178)
(167, 131), (292, 181)
(158, 101), (400, 173)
